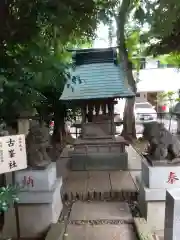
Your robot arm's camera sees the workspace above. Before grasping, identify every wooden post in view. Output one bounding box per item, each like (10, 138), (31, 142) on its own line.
(81, 105), (86, 138)
(110, 101), (115, 135)
(12, 171), (21, 239)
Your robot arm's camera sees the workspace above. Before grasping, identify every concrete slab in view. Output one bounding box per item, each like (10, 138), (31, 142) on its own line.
(127, 146), (142, 170)
(66, 224), (137, 240)
(87, 171), (111, 192)
(63, 172), (88, 195)
(69, 201), (133, 221)
(110, 171), (137, 192)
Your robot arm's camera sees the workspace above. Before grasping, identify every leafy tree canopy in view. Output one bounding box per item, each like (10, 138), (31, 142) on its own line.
(144, 1), (180, 55)
(0, 0), (115, 46)
(0, 0), (116, 129)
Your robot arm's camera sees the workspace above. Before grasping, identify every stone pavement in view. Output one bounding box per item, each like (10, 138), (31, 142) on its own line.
(62, 170), (138, 201)
(54, 145), (164, 240)
(127, 145), (142, 190)
(65, 201), (137, 240)
(69, 202), (133, 221)
(66, 224), (136, 240)
(127, 145), (142, 171)
(57, 145), (142, 200)
(55, 145), (147, 239)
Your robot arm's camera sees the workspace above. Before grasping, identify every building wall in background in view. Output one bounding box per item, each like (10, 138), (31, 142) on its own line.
(135, 92), (147, 102)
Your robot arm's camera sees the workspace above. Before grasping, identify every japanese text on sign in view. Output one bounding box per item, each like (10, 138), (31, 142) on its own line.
(22, 176), (34, 187)
(167, 172), (179, 184)
(0, 135), (27, 174)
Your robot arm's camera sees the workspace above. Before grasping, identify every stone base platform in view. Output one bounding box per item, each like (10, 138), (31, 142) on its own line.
(3, 178), (62, 239)
(3, 163), (63, 239)
(138, 156), (180, 232)
(70, 138), (129, 171)
(70, 152), (128, 171)
(142, 157), (180, 189)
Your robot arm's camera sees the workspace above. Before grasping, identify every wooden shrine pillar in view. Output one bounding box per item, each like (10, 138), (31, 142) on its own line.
(81, 105), (86, 123)
(81, 105), (86, 137)
(108, 101), (115, 135)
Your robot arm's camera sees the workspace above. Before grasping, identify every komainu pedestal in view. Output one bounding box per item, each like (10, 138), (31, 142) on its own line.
(3, 165), (63, 238)
(139, 122), (180, 231)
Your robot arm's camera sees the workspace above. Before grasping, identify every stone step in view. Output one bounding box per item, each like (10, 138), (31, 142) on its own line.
(62, 189), (138, 202)
(61, 170), (138, 202)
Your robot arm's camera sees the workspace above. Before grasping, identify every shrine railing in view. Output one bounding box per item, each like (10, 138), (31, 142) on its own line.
(68, 112), (179, 138)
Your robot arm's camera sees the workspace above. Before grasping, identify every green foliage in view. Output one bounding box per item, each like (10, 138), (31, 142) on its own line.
(126, 30), (142, 74)
(157, 91), (176, 103)
(158, 54), (180, 68)
(0, 0), (102, 45)
(0, 185), (19, 212)
(0, 0), (117, 127)
(149, 0), (180, 38)
(145, 1), (180, 55)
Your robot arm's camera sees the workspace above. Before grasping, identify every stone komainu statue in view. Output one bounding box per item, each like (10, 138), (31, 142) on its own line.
(26, 121), (52, 169)
(143, 122), (180, 162)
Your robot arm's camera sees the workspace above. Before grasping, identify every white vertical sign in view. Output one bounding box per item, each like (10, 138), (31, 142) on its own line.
(0, 134), (27, 174)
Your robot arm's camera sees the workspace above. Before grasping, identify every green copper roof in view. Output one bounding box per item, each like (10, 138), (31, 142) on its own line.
(60, 48), (135, 101)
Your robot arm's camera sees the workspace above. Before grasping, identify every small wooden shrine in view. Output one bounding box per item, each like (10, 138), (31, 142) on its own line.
(60, 48), (135, 170)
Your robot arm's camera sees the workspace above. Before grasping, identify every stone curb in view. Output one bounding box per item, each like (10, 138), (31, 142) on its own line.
(62, 190), (138, 202)
(45, 223), (65, 240)
(134, 218), (160, 240)
(131, 144), (146, 163)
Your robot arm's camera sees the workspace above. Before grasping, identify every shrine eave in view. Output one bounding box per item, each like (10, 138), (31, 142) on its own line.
(60, 93), (134, 101)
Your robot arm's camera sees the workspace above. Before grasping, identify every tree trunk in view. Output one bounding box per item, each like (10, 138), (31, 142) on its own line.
(121, 61), (136, 140)
(52, 117), (67, 147)
(116, 0), (137, 140)
(122, 98), (136, 140)
(50, 114), (63, 159)
(51, 108), (70, 160)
